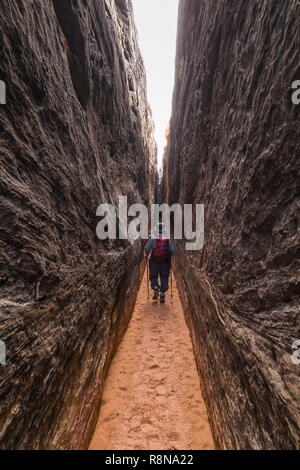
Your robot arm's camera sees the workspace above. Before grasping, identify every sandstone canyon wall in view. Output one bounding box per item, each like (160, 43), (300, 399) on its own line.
(0, 0), (154, 449)
(165, 0), (299, 449)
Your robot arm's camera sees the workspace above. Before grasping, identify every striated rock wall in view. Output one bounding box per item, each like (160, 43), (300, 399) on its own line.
(165, 0), (300, 449)
(0, 0), (153, 449)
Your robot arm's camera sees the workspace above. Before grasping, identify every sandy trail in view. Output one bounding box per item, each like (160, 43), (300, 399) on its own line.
(89, 270), (214, 450)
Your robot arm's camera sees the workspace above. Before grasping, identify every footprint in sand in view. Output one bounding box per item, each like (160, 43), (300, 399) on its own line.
(167, 431), (180, 442)
(156, 385), (168, 396)
(141, 416), (152, 425)
(149, 364), (160, 370)
(103, 412), (119, 423)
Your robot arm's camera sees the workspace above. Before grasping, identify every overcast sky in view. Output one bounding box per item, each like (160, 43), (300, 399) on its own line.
(132, 0), (179, 167)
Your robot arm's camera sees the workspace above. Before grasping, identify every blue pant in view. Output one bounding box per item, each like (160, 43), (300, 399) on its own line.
(149, 259), (170, 293)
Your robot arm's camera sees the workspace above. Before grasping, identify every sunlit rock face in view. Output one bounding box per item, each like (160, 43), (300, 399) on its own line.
(147, 104), (158, 205)
(0, 0), (154, 450)
(164, 0), (300, 450)
(159, 122), (171, 204)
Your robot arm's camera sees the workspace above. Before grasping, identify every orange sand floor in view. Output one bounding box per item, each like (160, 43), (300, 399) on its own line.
(89, 271), (214, 450)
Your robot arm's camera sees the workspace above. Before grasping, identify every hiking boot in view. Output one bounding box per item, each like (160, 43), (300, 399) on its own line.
(160, 294), (165, 304)
(153, 288), (159, 300)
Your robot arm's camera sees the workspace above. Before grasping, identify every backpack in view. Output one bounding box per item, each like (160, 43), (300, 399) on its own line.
(152, 237), (169, 263)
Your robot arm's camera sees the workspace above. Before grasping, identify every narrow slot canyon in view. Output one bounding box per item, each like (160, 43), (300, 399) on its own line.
(89, 272), (214, 451)
(0, 0), (299, 452)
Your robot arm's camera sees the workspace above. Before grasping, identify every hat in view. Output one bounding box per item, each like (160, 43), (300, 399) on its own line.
(155, 223), (166, 237)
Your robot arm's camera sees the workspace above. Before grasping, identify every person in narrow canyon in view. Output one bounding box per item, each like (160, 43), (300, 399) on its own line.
(144, 223), (175, 304)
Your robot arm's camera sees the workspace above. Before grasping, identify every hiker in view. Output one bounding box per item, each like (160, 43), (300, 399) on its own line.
(144, 223), (175, 304)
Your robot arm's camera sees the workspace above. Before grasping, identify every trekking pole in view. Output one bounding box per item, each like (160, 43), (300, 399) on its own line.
(170, 263), (173, 302)
(146, 257), (150, 301)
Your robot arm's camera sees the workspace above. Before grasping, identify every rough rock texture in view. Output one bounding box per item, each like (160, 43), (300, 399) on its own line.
(0, 0), (154, 450)
(165, 0), (300, 450)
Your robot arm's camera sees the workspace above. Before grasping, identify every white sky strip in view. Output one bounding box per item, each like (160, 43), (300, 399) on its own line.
(132, 0), (179, 167)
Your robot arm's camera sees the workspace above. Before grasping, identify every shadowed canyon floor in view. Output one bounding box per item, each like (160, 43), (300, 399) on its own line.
(89, 270), (214, 450)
